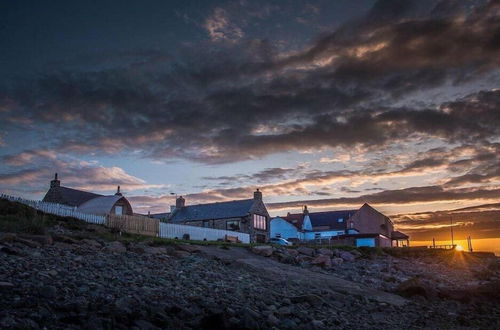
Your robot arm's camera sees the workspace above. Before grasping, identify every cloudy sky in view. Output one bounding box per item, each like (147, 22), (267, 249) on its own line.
(1, 0), (499, 243)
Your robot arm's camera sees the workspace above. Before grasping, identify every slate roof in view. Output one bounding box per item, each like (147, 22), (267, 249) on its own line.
(284, 210), (357, 231)
(170, 199), (255, 222)
(77, 195), (124, 215)
(43, 186), (102, 207)
(308, 210), (357, 230)
(391, 231), (409, 240)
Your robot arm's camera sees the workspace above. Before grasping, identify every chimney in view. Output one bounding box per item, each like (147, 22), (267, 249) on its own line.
(176, 195), (185, 209)
(50, 173), (60, 188)
(253, 188), (262, 201)
(115, 186), (122, 196)
(303, 205), (309, 215)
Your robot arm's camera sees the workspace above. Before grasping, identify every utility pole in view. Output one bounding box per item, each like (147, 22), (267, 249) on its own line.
(450, 215), (454, 247)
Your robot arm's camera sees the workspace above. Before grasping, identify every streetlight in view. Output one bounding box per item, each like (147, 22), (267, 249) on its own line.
(450, 215), (454, 247)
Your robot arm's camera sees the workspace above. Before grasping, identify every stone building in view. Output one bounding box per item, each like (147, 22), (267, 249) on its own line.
(168, 189), (270, 243)
(42, 173), (133, 216)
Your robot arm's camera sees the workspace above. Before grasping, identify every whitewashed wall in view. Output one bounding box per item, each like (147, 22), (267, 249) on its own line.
(159, 222), (250, 243)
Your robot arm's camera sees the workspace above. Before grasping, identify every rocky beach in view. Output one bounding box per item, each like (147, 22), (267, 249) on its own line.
(1, 199), (499, 329)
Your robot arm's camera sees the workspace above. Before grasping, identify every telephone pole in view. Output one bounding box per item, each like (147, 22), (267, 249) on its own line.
(450, 215), (454, 246)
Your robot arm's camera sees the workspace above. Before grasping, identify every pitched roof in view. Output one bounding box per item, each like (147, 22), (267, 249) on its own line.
(77, 195), (125, 215)
(308, 210), (357, 230)
(391, 231), (409, 240)
(170, 199), (255, 222)
(283, 213), (305, 230)
(43, 186), (102, 207)
(283, 210), (357, 231)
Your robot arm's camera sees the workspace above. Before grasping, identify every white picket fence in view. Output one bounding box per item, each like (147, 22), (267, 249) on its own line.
(1, 193), (250, 243)
(159, 222), (250, 243)
(0, 193), (106, 224)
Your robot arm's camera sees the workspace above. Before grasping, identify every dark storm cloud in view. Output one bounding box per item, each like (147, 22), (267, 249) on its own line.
(1, 0), (499, 163)
(267, 185), (500, 210)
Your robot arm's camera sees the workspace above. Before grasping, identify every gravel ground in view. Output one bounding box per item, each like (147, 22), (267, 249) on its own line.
(0, 226), (499, 329)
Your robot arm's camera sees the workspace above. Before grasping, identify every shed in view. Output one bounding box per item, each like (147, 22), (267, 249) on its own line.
(77, 195), (133, 216)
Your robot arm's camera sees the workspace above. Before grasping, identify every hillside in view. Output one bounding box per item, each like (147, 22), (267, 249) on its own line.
(0, 198), (499, 329)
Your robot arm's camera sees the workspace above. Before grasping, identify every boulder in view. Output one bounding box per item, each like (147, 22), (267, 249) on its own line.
(339, 251), (355, 262)
(103, 241), (127, 253)
(331, 257), (344, 266)
(311, 254), (332, 268)
(0, 233), (17, 243)
(19, 234), (53, 245)
(297, 246), (315, 256)
(171, 250), (191, 258)
(81, 239), (102, 248)
(286, 248), (299, 257)
(396, 277), (430, 299)
(0, 282), (14, 290)
(52, 235), (80, 244)
(252, 245), (274, 257)
(177, 244), (201, 253)
(317, 248), (333, 256)
(14, 237), (41, 248)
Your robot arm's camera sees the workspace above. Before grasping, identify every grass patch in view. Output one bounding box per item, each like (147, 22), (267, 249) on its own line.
(0, 198), (59, 234)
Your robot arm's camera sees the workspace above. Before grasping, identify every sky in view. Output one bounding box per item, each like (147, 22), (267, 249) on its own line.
(0, 0), (499, 247)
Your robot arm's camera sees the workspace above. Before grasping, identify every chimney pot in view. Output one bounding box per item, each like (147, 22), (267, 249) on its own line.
(115, 186), (122, 196)
(50, 173), (60, 188)
(253, 189), (262, 201)
(176, 196), (185, 209)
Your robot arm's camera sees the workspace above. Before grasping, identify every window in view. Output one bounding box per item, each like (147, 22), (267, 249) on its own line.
(275, 233), (281, 238)
(115, 205), (123, 215)
(314, 232), (321, 239)
(350, 221), (354, 229)
(253, 214), (267, 230)
(203, 220), (211, 228)
(226, 220), (241, 231)
(337, 218), (344, 223)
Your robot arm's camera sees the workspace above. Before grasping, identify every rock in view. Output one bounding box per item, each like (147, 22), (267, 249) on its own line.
(177, 244), (201, 253)
(81, 238), (102, 248)
(350, 249), (362, 258)
(317, 248), (333, 256)
(199, 312), (231, 330)
(0, 233), (17, 243)
(331, 257), (344, 266)
(267, 314), (280, 326)
(290, 294), (324, 307)
(133, 319), (160, 330)
(171, 250), (191, 258)
(286, 248), (299, 257)
(252, 245), (274, 257)
(311, 254), (333, 268)
(39, 285), (57, 299)
(103, 241), (127, 253)
(396, 277), (430, 299)
(0, 282), (14, 290)
(281, 318), (297, 329)
(297, 246), (315, 256)
(311, 320), (325, 328)
(19, 234), (53, 245)
(52, 234), (80, 244)
(0, 245), (23, 255)
(14, 237), (41, 248)
(339, 251), (355, 262)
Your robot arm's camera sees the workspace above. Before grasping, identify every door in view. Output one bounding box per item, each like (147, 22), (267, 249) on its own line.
(115, 205), (123, 215)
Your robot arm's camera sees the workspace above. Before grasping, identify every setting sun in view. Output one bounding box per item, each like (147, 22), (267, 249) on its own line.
(455, 245), (464, 251)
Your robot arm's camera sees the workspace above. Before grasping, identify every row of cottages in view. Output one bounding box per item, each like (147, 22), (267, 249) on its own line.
(151, 189), (270, 243)
(270, 204), (409, 247)
(42, 174), (134, 216)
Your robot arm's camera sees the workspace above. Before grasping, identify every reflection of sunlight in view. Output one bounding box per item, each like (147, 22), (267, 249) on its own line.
(455, 245), (464, 251)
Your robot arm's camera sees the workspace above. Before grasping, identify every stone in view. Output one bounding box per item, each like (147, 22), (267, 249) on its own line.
(14, 237), (41, 248)
(177, 244), (201, 253)
(339, 251), (355, 262)
(312, 320), (325, 328)
(0, 282), (14, 290)
(267, 313), (280, 326)
(19, 234), (53, 245)
(133, 319), (159, 330)
(81, 239), (102, 248)
(286, 248), (299, 257)
(103, 241), (127, 253)
(290, 294), (324, 307)
(171, 250), (191, 258)
(317, 248), (333, 256)
(252, 245), (274, 257)
(281, 318), (298, 329)
(396, 277), (430, 299)
(297, 246), (315, 256)
(39, 285), (57, 299)
(0, 233), (17, 243)
(52, 234), (79, 244)
(331, 257), (344, 266)
(311, 255), (333, 268)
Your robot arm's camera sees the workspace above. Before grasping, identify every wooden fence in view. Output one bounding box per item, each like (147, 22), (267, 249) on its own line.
(107, 214), (159, 237)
